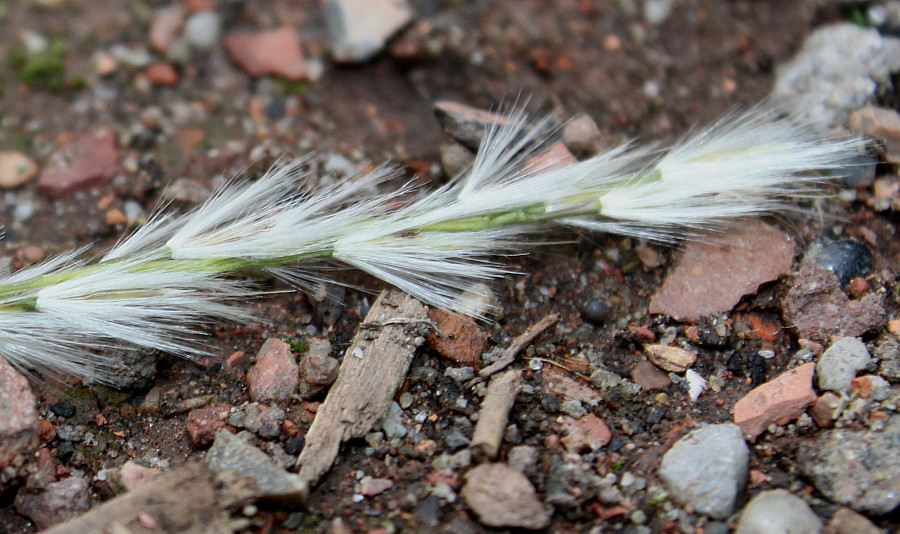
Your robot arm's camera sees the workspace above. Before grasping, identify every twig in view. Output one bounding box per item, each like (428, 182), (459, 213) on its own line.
(470, 369), (521, 460)
(468, 313), (560, 387)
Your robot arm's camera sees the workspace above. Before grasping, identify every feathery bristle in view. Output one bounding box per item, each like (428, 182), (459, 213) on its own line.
(0, 105), (861, 381)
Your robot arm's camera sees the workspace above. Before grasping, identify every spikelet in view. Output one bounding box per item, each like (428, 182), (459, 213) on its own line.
(0, 106), (859, 382)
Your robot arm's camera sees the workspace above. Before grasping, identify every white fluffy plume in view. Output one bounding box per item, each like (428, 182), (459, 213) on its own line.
(0, 106), (859, 381)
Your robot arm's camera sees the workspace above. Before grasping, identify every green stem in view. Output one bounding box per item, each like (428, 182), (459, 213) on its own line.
(0, 248), (335, 310)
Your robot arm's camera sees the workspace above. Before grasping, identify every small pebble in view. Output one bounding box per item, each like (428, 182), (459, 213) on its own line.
(49, 402), (76, 419)
(733, 363), (817, 440)
(562, 113), (602, 154)
(804, 238), (874, 287)
(559, 399), (587, 418)
(324, 0), (413, 63)
(381, 402), (407, 438)
(644, 344), (696, 373)
(0, 151), (38, 189)
(580, 297), (610, 325)
(658, 423), (749, 519)
(184, 10), (221, 50)
(735, 489), (822, 534)
(461, 463), (551, 529)
(816, 337), (871, 392)
(444, 366), (475, 382)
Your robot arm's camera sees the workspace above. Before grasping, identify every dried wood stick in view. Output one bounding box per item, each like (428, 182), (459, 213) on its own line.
(469, 313), (560, 386)
(44, 462), (256, 534)
(470, 369), (521, 460)
(296, 289), (428, 486)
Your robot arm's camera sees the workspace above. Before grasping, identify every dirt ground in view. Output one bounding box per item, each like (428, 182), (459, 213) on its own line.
(0, 1), (897, 533)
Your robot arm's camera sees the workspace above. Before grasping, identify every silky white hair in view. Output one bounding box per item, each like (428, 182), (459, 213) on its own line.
(0, 107), (860, 381)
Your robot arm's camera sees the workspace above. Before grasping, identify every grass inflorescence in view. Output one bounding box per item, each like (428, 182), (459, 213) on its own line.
(0, 107), (860, 382)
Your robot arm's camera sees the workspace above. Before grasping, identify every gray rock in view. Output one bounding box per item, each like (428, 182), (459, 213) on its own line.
(226, 403), (285, 439)
(658, 423), (749, 519)
(434, 101), (518, 151)
(0, 357), (38, 469)
(444, 366), (476, 383)
(590, 367), (623, 390)
(643, 0), (675, 24)
(817, 337), (872, 392)
(507, 445), (539, 473)
(875, 336), (900, 382)
(205, 429), (307, 503)
(735, 489), (823, 534)
(560, 399), (587, 418)
(772, 23), (900, 130)
(14, 477), (91, 530)
(799, 415), (900, 515)
(381, 401), (407, 438)
(324, 0), (413, 63)
(868, 1), (900, 32)
(461, 463), (551, 529)
(184, 11), (221, 50)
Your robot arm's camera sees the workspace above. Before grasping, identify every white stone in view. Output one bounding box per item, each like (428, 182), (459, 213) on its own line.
(658, 423), (748, 519)
(736, 489), (823, 534)
(817, 337), (871, 392)
(184, 11), (221, 50)
(324, 0), (413, 62)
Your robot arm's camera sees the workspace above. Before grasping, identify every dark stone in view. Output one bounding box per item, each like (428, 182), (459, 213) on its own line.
(828, 152), (878, 187)
(541, 394), (560, 412)
(56, 442), (76, 462)
(607, 436), (624, 452)
(804, 238), (874, 287)
(282, 512), (305, 529)
(645, 406), (666, 425)
(580, 298), (610, 325)
(444, 429), (470, 451)
(49, 402), (76, 419)
(284, 436), (305, 455)
(414, 493), (442, 527)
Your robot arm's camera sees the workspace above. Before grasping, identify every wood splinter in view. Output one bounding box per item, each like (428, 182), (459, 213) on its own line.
(296, 289), (429, 486)
(470, 369), (522, 460)
(467, 313), (559, 387)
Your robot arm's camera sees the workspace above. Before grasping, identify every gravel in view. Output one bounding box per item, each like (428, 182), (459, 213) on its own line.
(804, 239), (874, 286)
(735, 489), (823, 534)
(817, 337), (873, 392)
(658, 423), (749, 519)
(772, 22), (900, 129)
(799, 415), (900, 515)
(461, 463), (551, 529)
(205, 430), (308, 503)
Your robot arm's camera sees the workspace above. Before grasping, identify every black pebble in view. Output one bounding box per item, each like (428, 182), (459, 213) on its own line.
(805, 238), (874, 286)
(581, 297), (610, 325)
(50, 402), (76, 419)
(282, 512), (305, 529)
(57, 441), (76, 462)
(607, 436), (624, 452)
(284, 436), (305, 455)
(541, 394), (560, 412)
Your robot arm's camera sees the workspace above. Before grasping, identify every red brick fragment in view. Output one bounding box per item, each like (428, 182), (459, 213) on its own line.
(733, 362), (817, 440)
